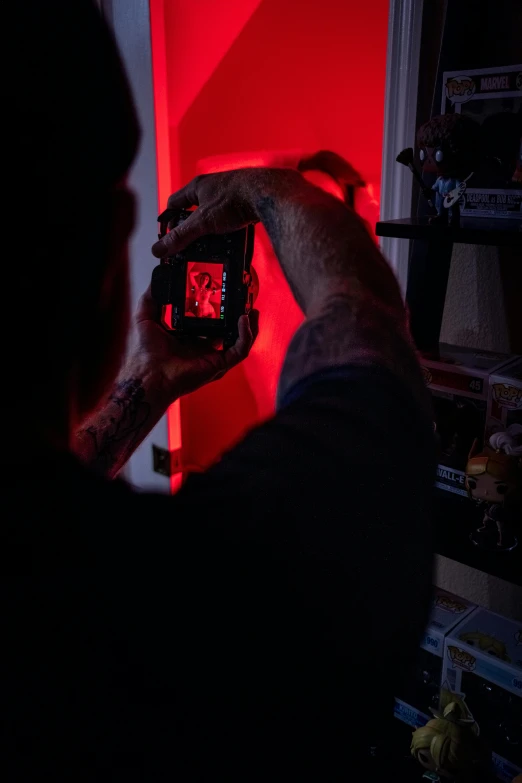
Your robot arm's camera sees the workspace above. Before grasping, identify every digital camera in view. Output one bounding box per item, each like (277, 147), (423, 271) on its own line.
(151, 208), (257, 350)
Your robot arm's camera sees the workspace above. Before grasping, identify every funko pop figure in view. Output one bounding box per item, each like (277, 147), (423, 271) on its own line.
(416, 114), (480, 227)
(410, 693), (483, 781)
(465, 424), (522, 552)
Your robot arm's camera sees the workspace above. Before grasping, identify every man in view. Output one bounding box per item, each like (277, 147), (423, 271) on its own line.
(4, 1), (435, 780)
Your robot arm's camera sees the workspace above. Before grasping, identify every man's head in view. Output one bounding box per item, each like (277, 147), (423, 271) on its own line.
(9, 1), (139, 440)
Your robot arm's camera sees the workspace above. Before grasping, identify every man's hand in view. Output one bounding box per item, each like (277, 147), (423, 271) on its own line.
(151, 167), (429, 419)
(74, 288), (258, 478)
(133, 286), (259, 401)
(151, 168), (300, 258)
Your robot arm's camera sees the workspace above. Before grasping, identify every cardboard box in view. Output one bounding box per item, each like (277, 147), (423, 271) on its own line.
(441, 64), (522, 221)
(394, 587), (476, 728)
(443, 607), (522, 781)
(420, 345), (518, 497)
(487, 356), (522, 443)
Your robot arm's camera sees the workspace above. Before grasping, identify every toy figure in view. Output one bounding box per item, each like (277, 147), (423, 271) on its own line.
(397, 114), (480, 227)
(465, 424), (522, 552)
(416, 114), (480, 226)
(396, 146), (436, 208)
(410, 690), (483, 781)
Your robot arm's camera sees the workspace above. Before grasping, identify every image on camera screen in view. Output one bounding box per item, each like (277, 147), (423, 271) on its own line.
(185, 262), (226, 320)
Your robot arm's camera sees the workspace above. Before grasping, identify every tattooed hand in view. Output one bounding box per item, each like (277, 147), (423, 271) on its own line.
(74, 287), (258, 477)
(81, 378), (152, 477)
(151, 168), (302, 258)
(133, 286), (259, 401)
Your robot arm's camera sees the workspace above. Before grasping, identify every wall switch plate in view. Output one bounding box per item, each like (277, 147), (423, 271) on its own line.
(152, 445), (182, 477)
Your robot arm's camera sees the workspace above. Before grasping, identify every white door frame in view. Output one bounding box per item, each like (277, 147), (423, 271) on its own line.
(379, 0), (425, 293)
(100, 0), (172, 492)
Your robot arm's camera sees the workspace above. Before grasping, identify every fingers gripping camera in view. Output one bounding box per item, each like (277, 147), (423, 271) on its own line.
(151, 209), (257, 350)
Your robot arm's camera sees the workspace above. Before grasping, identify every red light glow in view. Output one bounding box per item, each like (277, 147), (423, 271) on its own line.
(150, 0), (389, 481)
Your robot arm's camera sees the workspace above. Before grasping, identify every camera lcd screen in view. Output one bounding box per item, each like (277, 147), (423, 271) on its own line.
(184, 261), (226, 321)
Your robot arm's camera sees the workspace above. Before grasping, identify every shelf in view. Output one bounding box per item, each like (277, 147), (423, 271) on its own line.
(433, 490), (522, 587)
(376, 217), (522, 247)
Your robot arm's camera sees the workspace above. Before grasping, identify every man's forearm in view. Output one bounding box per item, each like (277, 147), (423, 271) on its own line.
(252, 175), (404, 316)
(251, 175), (428, 411)
(74, 361), (173, 479)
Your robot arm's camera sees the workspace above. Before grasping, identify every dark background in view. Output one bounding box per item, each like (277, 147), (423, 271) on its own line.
(409, 0), (522, 352)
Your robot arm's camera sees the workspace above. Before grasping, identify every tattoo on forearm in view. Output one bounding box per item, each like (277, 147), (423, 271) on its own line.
(253, 182), (430, 413)
(277, 294), (430, 415)
(80, 378), (151, 477)
(278, 294), (379, 381)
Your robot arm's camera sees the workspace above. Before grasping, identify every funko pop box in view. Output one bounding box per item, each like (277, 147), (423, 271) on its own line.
(443, 607), (522, 782)
(487, 356), (522, 442)
(420, 345), (521, 498)
(394, 586), (476, 728)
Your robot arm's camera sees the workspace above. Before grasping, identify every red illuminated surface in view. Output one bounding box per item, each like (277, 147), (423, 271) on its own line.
(150, 0), (389, 488)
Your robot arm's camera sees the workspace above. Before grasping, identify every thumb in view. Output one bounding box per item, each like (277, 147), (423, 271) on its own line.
(209, 312), (257, 381)
(152, 208), (209, 258)
(222, 312), (255, 372)
(205, 310), (260, 383)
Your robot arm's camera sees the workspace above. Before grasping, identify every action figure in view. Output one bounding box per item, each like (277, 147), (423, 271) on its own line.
(397, 114), (480, 227)
(465, 424), (522, 552)
(410, 690), (483, 781)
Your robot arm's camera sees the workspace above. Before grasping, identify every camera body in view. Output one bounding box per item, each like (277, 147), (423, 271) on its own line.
(151, 208), (256, 350)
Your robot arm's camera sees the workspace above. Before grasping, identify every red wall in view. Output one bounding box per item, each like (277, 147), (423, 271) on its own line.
(157, 0), (390, 472)
(176, 0), (389, 186)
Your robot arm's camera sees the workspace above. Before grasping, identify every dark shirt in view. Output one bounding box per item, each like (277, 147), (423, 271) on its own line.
(3, 366), (435, 781)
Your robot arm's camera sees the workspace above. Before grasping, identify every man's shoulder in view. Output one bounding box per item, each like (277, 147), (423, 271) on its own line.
(276, 364), (433, 437)
(181, 364), (435, 512)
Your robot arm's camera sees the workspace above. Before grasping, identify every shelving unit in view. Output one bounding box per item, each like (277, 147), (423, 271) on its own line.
(376, 217), (522, 589)
(433, 490), (522, 587)
(376, 218), (521, 354)
(376, 217), (522, 246)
